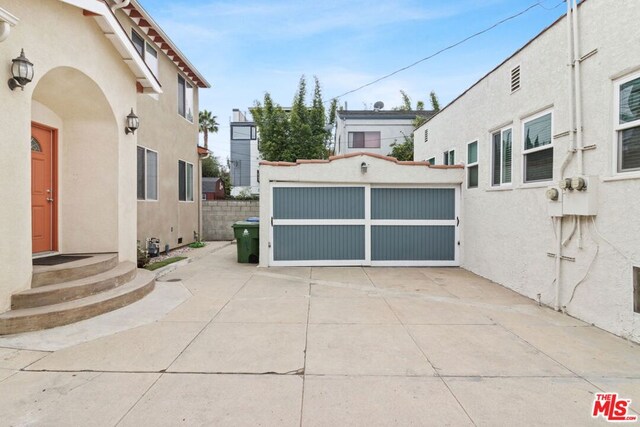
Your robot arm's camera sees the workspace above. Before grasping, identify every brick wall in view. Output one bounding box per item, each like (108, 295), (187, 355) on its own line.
(202, 200), (260, 241)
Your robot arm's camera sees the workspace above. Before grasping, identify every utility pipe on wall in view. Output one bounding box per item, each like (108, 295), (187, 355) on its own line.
(572, 0), (584, 176)
(555, 217), (563, 310)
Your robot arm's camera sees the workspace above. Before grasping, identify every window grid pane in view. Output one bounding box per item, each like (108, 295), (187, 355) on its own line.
(492, 132), (501, 186)
(468, 165), (478, 188)
(137, 147), (145, 200)
(146, 151), (158, 200)
(364, 132), (381, 148)
(177, 76), (186, 117)
(502, 129), (512, 183)
(619, 126), (640, 171)
(186, 163), (194, 201)
(178, 160), (186, 201)
(620, 77), (640, 124)
(525, 147), (553, 182)
(524, 113), (552, 150)
(467, 141), (477, 164)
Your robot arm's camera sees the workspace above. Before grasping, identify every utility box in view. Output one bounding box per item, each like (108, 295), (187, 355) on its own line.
(562, 175), (598, 216)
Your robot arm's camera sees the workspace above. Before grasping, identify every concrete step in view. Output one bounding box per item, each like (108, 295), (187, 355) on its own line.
(12, 262), (137, 310)
(0, 269), (155, 335)
(32, 253), (119, 288)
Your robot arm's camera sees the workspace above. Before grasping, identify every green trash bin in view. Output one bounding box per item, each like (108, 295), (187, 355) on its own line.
(232, 220), (260, 263)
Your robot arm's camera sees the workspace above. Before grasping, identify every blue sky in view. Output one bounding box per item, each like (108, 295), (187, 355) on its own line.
(141, 0), (567, 160)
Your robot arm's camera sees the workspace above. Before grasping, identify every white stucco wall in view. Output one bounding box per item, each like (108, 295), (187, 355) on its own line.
(259, 154), (464, 267)
(335, 117), (416, 157)
(414, 0), (640, 342)
(0, 0), (140, 311)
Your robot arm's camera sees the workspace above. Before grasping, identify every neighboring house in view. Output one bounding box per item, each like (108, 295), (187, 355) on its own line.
(414, 0), (640, 342)
(229, 109), (259, 195)
(202, 177), (225, 200)
(113, 1), (210, 250)
(0, 0), (208, 333)
(334, 109), (435, 156)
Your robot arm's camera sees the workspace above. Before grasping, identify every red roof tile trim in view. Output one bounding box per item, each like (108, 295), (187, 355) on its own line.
(259, 152), (464, 168)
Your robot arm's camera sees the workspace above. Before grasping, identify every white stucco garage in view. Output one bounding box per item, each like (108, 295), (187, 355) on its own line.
(259, 153), (464, 267)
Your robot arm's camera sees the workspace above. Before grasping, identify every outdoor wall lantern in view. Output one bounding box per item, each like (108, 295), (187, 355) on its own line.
(125, 108), (139, 135)
(8, 49), (34, 91)
(361, 162), (369, 174)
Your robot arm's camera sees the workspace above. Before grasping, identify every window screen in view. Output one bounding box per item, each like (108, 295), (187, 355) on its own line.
(178, 160), (186, 201)
(137, 146), (145, 200)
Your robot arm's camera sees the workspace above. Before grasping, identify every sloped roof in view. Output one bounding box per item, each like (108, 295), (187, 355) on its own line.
(123, 0), (210, 88)
(202, 177), (222, 192)
(59, 0), (162, 93)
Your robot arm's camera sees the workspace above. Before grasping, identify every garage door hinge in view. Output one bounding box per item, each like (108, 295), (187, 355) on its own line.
(270, 216), (273, 226)
(456, 216), (460, 227)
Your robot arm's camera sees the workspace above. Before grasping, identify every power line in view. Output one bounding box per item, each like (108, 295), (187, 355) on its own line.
(326, 1), (562, 102)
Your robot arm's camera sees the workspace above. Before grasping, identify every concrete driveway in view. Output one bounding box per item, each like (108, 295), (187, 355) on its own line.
(1, 244), (639, 426)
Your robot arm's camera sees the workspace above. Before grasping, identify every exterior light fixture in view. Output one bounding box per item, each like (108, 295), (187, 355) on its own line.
(125, 108), (139, 135)
(8, 49), (34, 91)
(361, 162), (368, 174)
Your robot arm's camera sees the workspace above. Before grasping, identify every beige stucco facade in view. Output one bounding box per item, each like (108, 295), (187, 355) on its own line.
(0, 0), (207, 314)
(113, 8), (203, 251)
(414, 0), (640, 342)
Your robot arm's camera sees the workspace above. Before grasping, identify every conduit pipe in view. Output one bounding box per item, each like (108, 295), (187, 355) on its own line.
(562, 216), (577, 246)
(0, 21), (10, 42)
(555, 217), (563, 310)
(572, 0), (584, 176)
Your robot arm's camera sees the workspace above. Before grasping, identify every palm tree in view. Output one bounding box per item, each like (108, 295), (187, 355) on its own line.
(199, 110), (219, 150)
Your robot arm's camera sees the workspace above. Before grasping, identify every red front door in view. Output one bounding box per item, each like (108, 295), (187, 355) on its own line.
(31, 123), (56, 254)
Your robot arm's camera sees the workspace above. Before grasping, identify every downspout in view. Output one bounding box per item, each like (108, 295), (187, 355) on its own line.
(0, 21), (10, 42)
(560, 0), (576, 177)
(572, 0), (584, 176)
(111, 0), (131, 12)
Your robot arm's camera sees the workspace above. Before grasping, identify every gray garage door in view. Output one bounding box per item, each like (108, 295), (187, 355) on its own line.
(270, 184), (459, 266)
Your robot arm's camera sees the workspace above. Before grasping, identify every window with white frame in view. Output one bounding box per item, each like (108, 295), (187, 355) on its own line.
(177, 75), (194, 122)
(137, 146), (158, 201)
(178, 160), (194, 202)
(443, 149), (455, 165)
(348, 131), (380, 148)
(615, 74), (640, 172)
(427, 157), (436, 165)
(132, 30), (158, 78)
(491, 128), (512, 186)
(467, 141), (479, 188)
(523, 111), (553, 183)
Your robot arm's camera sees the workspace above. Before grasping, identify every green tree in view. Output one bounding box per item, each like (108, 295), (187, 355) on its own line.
(389, 133), (414, 161)
(198, 110), (219, 150)
(251, 75), (331, 162)
(429, 90), (440, 112)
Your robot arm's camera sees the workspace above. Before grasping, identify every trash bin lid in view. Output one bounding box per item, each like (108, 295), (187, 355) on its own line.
(246, 217), (259, 222)
(232, 221), (259, 228)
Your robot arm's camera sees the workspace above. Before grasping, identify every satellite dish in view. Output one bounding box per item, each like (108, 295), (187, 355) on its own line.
(373, 101), (384, 111)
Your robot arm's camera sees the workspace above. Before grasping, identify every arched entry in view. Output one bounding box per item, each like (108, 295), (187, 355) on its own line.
(31, 67), (120, 255)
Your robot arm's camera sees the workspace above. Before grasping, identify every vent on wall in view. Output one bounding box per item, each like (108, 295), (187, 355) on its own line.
(424, 129), (429, 143)
(178, 237), (183, 245)
(510, 65), (521, 93)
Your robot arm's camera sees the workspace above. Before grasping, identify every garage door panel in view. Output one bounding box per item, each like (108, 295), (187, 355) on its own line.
(371, 226), (456, 261)
(273, 187), (364, 219)
(371, 188), (455, 220)
(274, 225), (365, 261)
